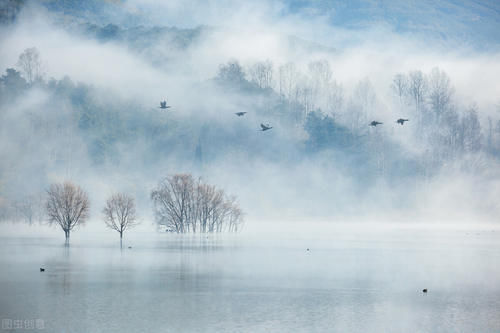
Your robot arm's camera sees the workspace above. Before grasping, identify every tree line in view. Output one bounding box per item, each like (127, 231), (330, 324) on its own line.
(151, 174), (243, 234)
(3, 48), (498, 168)
(1, 48), (500, 219)
(1, 174), (243, 243)
(215, 58), (499, 176)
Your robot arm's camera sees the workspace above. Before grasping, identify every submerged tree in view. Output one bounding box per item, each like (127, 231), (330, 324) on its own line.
(151, 174), (243, 233)
(17, 195), (38, 225)
(151, 174), (194, 233)
(12, 193), (45, 225)
(46, 182), (89, 242)
(102, 193), (138, 244)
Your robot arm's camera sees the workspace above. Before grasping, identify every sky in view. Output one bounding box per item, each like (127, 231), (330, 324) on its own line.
(1, 0), (500, 228)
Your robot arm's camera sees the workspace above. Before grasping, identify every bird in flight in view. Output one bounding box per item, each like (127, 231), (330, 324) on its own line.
(396, 118), (409, 125)
(159, 100), (171, 109)
(260, 123), (273, 131)
(235, 112), (247, 117)
(370, 121), (383, 127)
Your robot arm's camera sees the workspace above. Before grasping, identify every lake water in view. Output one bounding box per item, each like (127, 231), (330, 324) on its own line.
(1, 223), (499, 332)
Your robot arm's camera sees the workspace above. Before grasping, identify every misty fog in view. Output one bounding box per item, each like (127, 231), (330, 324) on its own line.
(1, 1), (499, 226)
(1, 1), (500, 332)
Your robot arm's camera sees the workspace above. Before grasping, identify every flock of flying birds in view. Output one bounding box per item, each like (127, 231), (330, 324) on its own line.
(160, 100), (408, 132)
(159, 100), (273, 131)
(235, 111), (272, 131)
(371, 118), (409, 126)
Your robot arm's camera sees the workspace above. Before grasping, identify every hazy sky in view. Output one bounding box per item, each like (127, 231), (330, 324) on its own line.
(1, 0), (499, 225)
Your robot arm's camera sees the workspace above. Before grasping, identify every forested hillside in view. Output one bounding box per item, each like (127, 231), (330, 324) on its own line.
(1, 0), (499, 222)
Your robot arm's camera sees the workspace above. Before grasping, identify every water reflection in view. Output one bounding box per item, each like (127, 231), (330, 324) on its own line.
(0, 226), (499, 332)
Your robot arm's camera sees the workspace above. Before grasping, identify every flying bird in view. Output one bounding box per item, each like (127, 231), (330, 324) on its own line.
(370, 121), (383, 127)
(40, 268), (45, 272)
(235, 112), (247, 117)
(159, 100), (171, 109)
(396, 118), (409, 125)
(260, 123), (273, 131)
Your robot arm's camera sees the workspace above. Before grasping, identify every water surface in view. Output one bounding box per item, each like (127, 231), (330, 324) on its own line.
(1, 224), (499, 332)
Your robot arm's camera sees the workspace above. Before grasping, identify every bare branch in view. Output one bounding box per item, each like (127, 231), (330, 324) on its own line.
(46, 182), (89, 240)
(151, 174), (243, 233)
(102, 192), (138, 238)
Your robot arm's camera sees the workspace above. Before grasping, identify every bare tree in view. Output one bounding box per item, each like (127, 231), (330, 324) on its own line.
(296, 77), (314, 117)
(345, 100), (366, 134)
(326, 80), (343, 119)
(353, 78), (376, 120)
(18, 196), (35, 225)
(224, 196), (244, 232)
(206, 188), (224, 233)
(151, 174), (194, 233)
(308, 59), (333, 110)
(407, 70), (428, 129)
(249, 60), (274, 89)
(102, 193), (138, 244)
(391, 73), (408, 107)
(427, 67), (454, 122)
(278, 62), (299, 101)
(461, 105), (482, 153)
(195, 182), (213, 233)
(17, 47), (43, 85)
(151, 174), (243, 233)
(308, 60), (332, 89)
(46, 182), (89, 242)
(16, 193), (45, 225)
(435, 107), (462, 159)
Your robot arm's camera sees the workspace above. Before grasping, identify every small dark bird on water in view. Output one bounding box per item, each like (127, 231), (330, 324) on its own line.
(159, 101), (171, 109)
(235, 112), (247, 117)
(422, 289), (428, 293)
(128, 246), (132, 249)
(260, 123), (273, 131)
(40, 268), (45, 272)
(396, 118), (409, 125)
(306, 248), (310, 252)
(370, 121), (383, 127)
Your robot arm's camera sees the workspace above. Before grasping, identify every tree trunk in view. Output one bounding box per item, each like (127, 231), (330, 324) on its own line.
(64, 229), (70, 245)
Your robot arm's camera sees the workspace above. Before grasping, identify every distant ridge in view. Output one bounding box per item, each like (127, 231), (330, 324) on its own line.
(0, 0), (25, 24)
